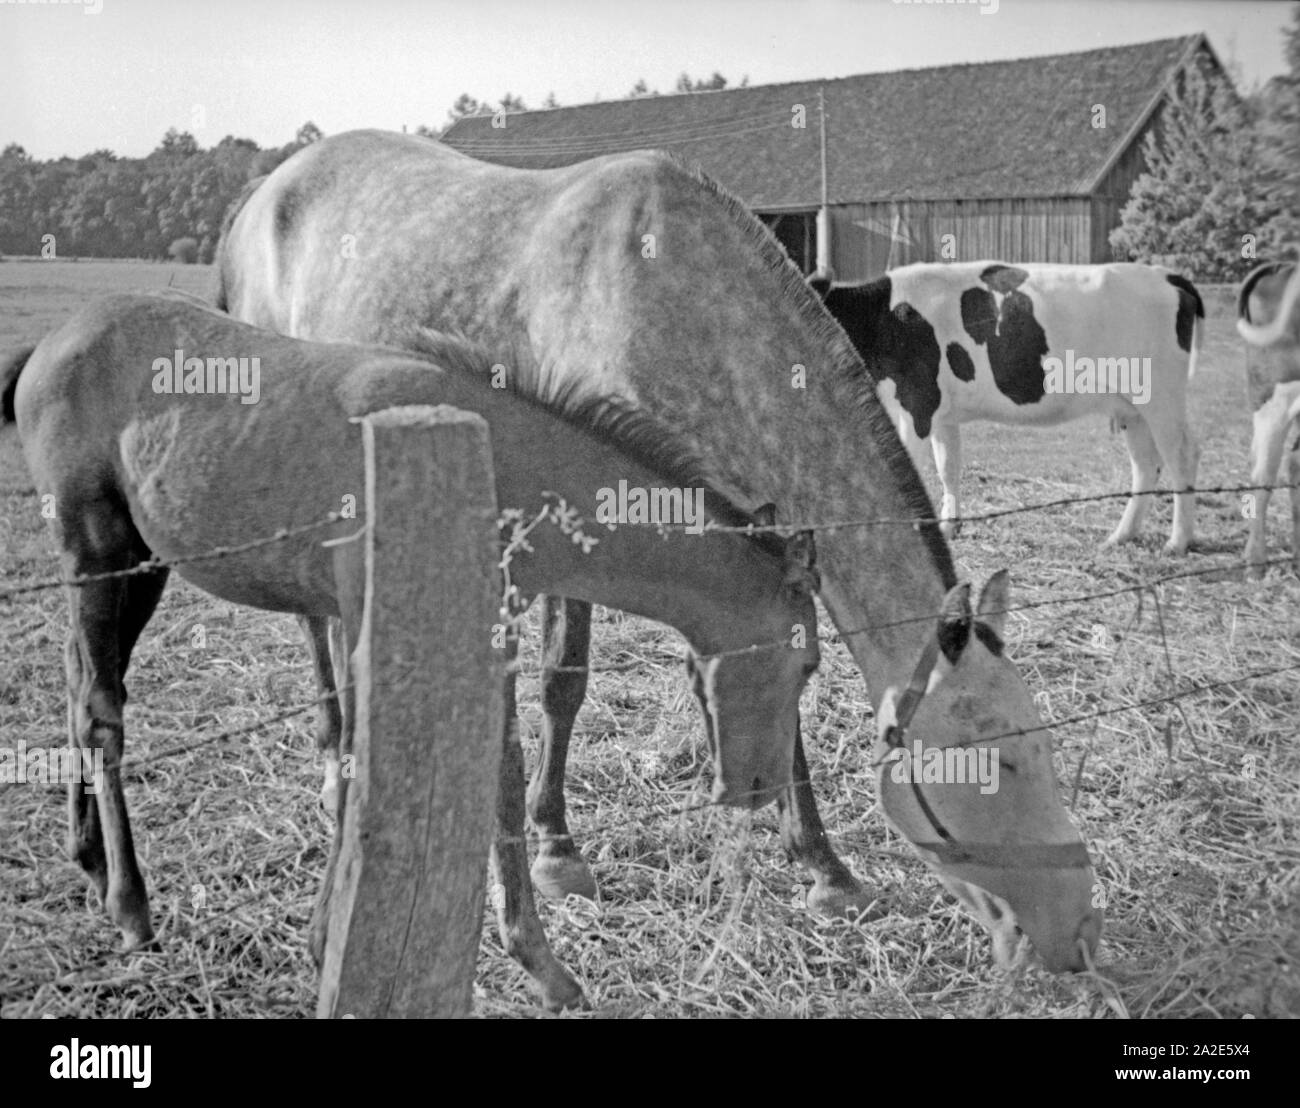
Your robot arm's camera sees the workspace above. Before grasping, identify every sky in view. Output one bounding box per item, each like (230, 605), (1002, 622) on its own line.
(1, 0), (1294, 160)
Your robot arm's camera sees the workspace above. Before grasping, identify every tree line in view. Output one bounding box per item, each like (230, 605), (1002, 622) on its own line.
(0, 71), (737, 264)
(0, 122), (325, 263)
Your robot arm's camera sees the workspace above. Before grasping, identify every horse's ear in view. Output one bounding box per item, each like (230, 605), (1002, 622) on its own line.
(783, 530), (820, 594)
(975, 569), (1010, 640)
(937, 582), (972, 663)
(752, 502), (777, 528)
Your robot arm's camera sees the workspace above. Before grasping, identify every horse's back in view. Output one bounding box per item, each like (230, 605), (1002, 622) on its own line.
(216, 129), (724, 361)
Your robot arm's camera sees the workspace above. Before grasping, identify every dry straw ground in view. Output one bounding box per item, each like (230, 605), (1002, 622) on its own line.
(0, 260), (1295, 1019)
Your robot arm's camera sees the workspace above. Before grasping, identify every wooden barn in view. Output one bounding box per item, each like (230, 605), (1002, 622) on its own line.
(440, 34), (1222, 281)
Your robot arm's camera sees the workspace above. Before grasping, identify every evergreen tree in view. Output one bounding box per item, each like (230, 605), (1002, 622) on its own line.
(1255, 6), (1300, 246)
(1110, 59), (1281, 281)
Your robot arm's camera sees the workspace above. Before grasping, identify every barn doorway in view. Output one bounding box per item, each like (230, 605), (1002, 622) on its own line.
(758, 210), (817, 274)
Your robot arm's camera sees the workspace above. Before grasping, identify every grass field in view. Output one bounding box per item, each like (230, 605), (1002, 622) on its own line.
(0, 258), (1296, 1019)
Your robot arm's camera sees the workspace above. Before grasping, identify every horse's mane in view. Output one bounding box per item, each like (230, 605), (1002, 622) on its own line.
(407, 328), (785, 556)
(658, 152), (956, 587)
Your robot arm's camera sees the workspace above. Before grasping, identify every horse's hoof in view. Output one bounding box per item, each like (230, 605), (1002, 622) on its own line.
(540, 972), (587, 1013)
(531, 853), (598, 901)
(806, 883), (885, 922)
(120, 922), (157, 952)
(1162, 539), (1191, 556)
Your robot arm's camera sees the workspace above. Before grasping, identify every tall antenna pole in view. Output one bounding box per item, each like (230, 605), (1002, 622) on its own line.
(816, 88), (831, 277)
(818, 88), (828, 211)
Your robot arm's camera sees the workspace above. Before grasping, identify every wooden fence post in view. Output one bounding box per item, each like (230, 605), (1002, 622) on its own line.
(317, 405), (503, 1018)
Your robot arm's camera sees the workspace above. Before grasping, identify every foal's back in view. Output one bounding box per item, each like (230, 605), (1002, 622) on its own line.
(16, 294), (781, 619)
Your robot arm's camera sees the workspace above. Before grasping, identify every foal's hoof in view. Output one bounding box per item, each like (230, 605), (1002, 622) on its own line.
(806, 882), (885, 922)
(531, 853), (598, 901)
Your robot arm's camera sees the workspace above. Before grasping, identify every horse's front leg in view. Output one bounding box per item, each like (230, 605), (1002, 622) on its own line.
(527, 596), (598, 900)
(779, 722), (880, 919)
(493, 629), (585, 1010)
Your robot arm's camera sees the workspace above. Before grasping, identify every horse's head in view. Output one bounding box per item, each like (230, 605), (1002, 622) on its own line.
(874, 570), (1102, 973)
(686, 527), (821, 810)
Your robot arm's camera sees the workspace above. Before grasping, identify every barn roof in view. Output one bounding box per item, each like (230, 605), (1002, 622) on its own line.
(441, 34), (1215, 207)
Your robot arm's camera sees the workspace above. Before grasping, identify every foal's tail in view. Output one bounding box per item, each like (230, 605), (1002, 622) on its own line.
(1, 344), (36, 424)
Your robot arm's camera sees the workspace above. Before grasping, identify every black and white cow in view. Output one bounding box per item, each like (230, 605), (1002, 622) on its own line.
(1236, 259), (1300, 574)
(812, 261), (1203, 553)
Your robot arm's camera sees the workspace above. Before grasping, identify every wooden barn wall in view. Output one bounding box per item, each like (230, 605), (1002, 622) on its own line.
(1092, 110), (1159, 262)
(829, 198), (1096, 280)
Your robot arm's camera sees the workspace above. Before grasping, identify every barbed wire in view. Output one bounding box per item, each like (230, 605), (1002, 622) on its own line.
(0, 511), (352, 603)
(667, 551), (1296, 667)
(644, 479), (1300, 537)
(3, 575), (1294, 1001)
(4, 477), (1295, 607)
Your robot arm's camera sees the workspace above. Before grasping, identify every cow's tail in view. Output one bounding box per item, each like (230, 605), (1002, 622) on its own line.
(211, 174), (267, 312)
(1, 344), (36, 424)
(1166, 273), (1204, 380)
(1237, 260), (1300, 348)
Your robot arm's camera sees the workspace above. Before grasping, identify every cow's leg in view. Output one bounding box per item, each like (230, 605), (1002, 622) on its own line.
(930, 422), (963, 539)
(527, 597), (598, 900)
(1244, 394), (1294, 574)
(779, 722), (879, 918)
(299, 614), (345, 812)
(1107, 416), (1161, 547)
(1144, 407), (1200, 554)
(492, 629), (585, 1010)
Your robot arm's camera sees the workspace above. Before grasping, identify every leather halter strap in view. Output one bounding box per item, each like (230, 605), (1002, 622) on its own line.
(882, 636), (1092, 870)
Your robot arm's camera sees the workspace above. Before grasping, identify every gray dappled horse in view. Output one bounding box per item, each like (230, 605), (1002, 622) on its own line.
(10, 293), (822, 1011)
(216, 129), (1102, 972)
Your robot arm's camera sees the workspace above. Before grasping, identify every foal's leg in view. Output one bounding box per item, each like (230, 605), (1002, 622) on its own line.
(527, 596), (598, 900)
(298, 614), (344, 811)
(1106, 416), (1161, 547)
(778, 722), (879, 919)
(493, 629), (585, 1010)
(62, 533), (162, 950)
